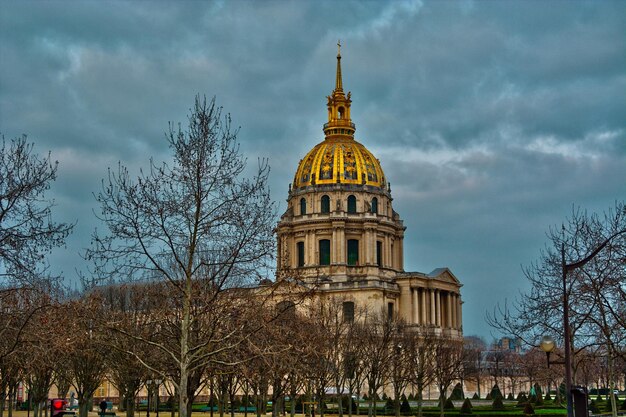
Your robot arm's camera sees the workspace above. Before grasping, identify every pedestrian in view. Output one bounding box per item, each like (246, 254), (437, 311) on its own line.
(99, 399), (108, 415)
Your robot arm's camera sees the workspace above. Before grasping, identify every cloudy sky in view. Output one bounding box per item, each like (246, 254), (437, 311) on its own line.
(1, 0), (624, 339)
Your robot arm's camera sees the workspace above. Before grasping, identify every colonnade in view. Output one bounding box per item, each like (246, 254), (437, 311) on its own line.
(411, 287), (462, 329)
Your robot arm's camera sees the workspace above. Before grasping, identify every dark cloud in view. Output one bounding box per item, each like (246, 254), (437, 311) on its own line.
(1, 0), (624, 338)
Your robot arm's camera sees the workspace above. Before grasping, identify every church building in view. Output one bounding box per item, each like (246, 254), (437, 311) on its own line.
(275, 45), (463, 338)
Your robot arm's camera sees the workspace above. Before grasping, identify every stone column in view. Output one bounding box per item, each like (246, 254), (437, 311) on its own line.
(451, 293), (457, 329)
(384, 235), (390, 267)
(365, 227), (375, 265)
(398, 238), (404, 270)
(304, 232), (310, 266)
(454, 294), (460, 329)
(446, 292), (452, 329)
(457, 295), (463, 329)
(435, 290), (441, 327)
(413, 288), (419, 325)
(338, 227), (345, 264)
(331, 227), (337, 264)
(421, 288), (427, 325)
(362, 228), (369, 265)
(430, 289), (436, 325)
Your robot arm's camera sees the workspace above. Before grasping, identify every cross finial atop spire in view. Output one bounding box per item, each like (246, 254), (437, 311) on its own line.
(335, 40), (343, 91)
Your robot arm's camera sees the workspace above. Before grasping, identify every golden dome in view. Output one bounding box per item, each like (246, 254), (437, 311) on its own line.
(293, 43), (386, 190)
(293, 137), (386, 189)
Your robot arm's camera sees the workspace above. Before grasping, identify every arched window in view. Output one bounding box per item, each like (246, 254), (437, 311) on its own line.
(371, 197), (378, 214)
(347, 195), (356, 213)
(347, 239), (359, 266)
(319, 239), (331, 266)
(297, 241), (305, 267)
(321, 195), (330, 214)
(338, 107), (345, 119)
(300, 198), (306, 215)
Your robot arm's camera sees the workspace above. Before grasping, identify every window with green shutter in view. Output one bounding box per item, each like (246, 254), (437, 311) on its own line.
(347, 239), (359, 265)
(319, 239), (330, 265)
(297, 241), (305, 267)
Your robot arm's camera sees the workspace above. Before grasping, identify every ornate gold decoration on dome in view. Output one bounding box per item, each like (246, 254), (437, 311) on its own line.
(292, 43), (387, 190)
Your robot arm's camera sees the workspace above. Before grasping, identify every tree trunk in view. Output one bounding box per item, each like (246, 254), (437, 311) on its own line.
(317, 389), (325, 417)
(7, 387), (14, 417)
(394, 396), (400, 417)
(289, 385), (297, 417)
(255, 388), (261, 417)
(179, 275), (192, 417)
(416, 384), (423, 417)
(439, 392), (445, 417)
(126, 394), (136, 417)
(78, 396), (92, 417)
(336, 391), (343, 417)
(555, 379), (561, 405)
(348, 386), (353, 417)
(229, 387), (235, 417)
(270, 379), (279, 417)
(219, 388), (225, 417)
(0, 388), (6, 417)
(608, 352), (617, 417)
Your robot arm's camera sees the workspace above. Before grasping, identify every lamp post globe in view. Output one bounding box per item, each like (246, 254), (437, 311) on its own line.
(540, 336), (555, 353)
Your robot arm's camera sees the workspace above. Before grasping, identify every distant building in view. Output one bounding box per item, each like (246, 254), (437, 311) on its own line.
(496, 336), (522, 353)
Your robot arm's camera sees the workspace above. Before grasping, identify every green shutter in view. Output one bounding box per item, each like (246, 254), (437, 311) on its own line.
(347, 239), (359, 265)
(319, 239), (330, 265)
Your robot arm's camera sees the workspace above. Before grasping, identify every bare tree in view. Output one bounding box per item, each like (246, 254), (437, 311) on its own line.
(485, 347), (505, 394)
(86, 96), (275, 417)
(406, 331), (436, 417)
(388, 324), (412, 417)
(462, 336), (486, 398)
(431, 337), (463, 417)
(0, 136), (72, 362)
(487, 202), (626, 389)
(20, 299), (69, 417)
(1, 286), (56, 417)
(358, 310), (396, 417)
(63, 299), (108, 417)
(0, 135), (73, 286)
(519, 348), (546, 397)
(0, 342), (22, 417)
(500, 350), (524, 397)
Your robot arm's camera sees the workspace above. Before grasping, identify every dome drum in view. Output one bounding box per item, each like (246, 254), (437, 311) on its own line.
(284, 190), (396, 224)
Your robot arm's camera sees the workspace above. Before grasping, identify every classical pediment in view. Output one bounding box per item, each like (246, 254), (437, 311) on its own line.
(428, 267), (462, 286)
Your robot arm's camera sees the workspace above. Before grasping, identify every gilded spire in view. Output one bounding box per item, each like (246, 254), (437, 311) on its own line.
(335, 40), (343, 92)
(324, 41), (355, 139)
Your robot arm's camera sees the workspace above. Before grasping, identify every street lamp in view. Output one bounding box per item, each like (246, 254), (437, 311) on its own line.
(542, 227), (626, 417)
(146, 379), (162, 417)
(539, 335), (563, 368)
